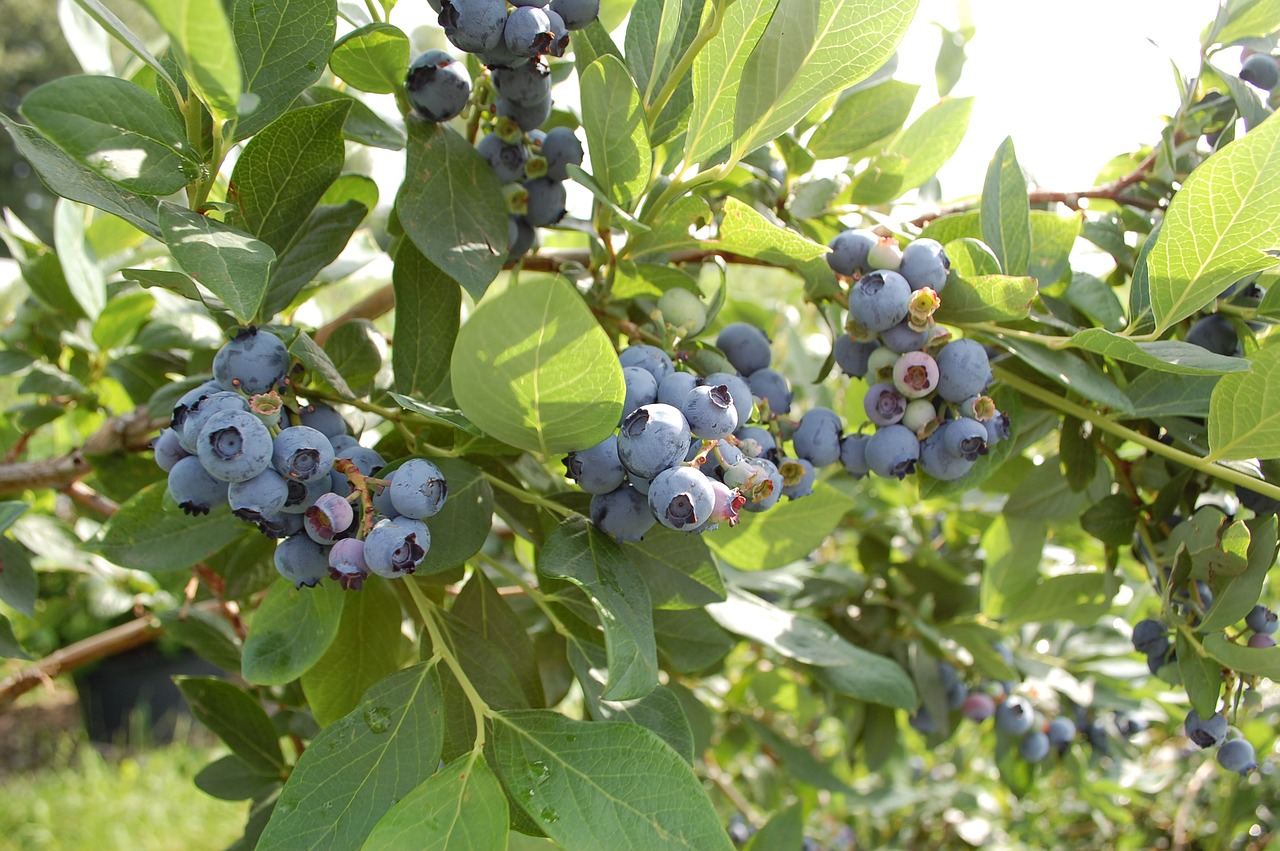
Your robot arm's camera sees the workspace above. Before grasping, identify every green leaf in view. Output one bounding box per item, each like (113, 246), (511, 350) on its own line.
(241, 578), (345, 685)
(732, 0), (919, 159)
(979, 516), (1046, 619)
(1127, 371), (1218, 417)
(580, 56), (652, 212)
(934, 274), (1037, 324)
(194, 754), (280, 801)
(1208, 343), (1280, 461)
(684, 0), (779, 166)
(398, 120), (507, 301)
(997, 337), (1134, 414)
(980, 137), (1031, 277)
(1202, 515), (1278, 632)
(258, 663), (444, 850)
(744, 803), (804, 851)
(20, 75), (198, 195)
(54, 202), (106, 320)
(159, 202), (276, 324)
(388, 393), (484, 436)
(808, 80), (919, 159)
(0, 503), (28, 537)
(1202, 632), (1280, 680)
(1080, 494), (1139, 547)
(1147, 112), (1280, 333)
(451, 275), (623, 456)
(0, 538), (37, 618)
(414, 458), (493, 575)
(301, 581), (404, 727)
(1, 117), (161, 237)
(1004, 573), (1114, 626)
(94, 482), (244, 572)
(452, 571), (544, 708)
(392, 239), (459, 400)
(71, 0), (180, 91)
(851, 97), (973, 204)
(538, 517), (658, 701)
(492, 710), (732, 850)
(176, 677), (287, 776)
(708, 196), (829, 266)
(0, 616), (31, 660)
(329, 23), (408, 94)
(740, 716), (854, 793)
(232, 0), (335, 138)
(1207, 0), (1280, 46)
(920, 210), (981, 244)
(944, 237), (1001, 277)
(807, 651), (919, 711)
(92, 291), (155, 351)
(302, 86), (405, 150)
(704, 481), (854, 570)
(568, 642), (694, 762)
(138, 0), (243, 122)
(625, 530), (725, 609)
(1066, 329), (1249, 375)
(362, 753), (508, 851)
(157, 607), (243, 672)
(1178, 630), (1223, 718)
(265, 200), (368, 316)
(653, 609), (735, 674)
(228, 100), (350, 253)
(289, 329), (354, 397)
(323, 320), (381, 396)
(1028, 210), (1082, 288)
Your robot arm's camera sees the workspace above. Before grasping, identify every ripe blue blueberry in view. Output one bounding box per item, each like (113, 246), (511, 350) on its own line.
(330, 446), (386, 494)
(621, 365), (659, 423)
(167, 456), (229, 515)
(1245, 604), (1278, 634)
(153, 428), (190, 473)
(504, 6), (554, 57)
(1131, 618), (1168, 655)
(523, 177), (567, 226)
(995, 696), (1035, 736)
(826, 228), (878, 276)
(280, 476), (329, 514)
(848, 270), (912, 333)
(657, 371), (699, 408)
(934, 338), (992, 403)
(297, 402), (349, 439)
(589, 484), (656, 542)
(648, 466), (715, 531)
(617, 403), (692, 479)
(702, 372), (753, 425)
(390, 458), (448, 519)
(365, 517), (431, 578)
(1240, 53), (1279, 91)
(507, 215), (536, 263)
(492, 60), (552, 107)
(942, 417), (988, 461)
(1046, 717), (1076, 752)
(564, 435), (627, 494)
(791, 407), (843, 467)
(715, 322), (772, 375)
(1217, 738), (1258, 774)
(897, 238), (950, 292)
(618, 345), (676, 384)
(538, 126), (585, 181)
(1184, 314), (1241, 357)
(681, 384), (739, 440)
(213, 327), (290, 396)
(179, 391), (251, 453)
(1019, 731), (1051, 763)
(406, 49), (473, 121)
(833, 335), (878, 379)
(918, 425), (975, 481)
(880, 318), (931, 353)
(197, 410), (274, 483)
(1184, 708), (1227, 749)
(170, 379), (225, 434)
(477, 132), (529, 183)
(541, 8), (570, 56)
(839, 433), (870, 478)
(229, 469), (291, 525)
(497, 93), (553, 132)
(746, 368), (792, 415)
(274, 534), (331, 588)
(272, 425), (336, 483)
(438, 0), (507, 53)
(734, 425), (776, 459)
(549, 0), (599, 29)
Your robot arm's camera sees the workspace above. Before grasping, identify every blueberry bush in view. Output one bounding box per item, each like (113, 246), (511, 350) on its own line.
(2, 0), (1280, 847)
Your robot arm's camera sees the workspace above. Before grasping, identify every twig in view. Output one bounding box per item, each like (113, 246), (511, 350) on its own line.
(62, 482), (119, 516)
(0, 408), (165, 497)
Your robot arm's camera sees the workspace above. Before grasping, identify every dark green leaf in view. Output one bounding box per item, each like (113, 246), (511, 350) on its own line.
(392, 239), (459, 400)
(1004, 573), (1115, 626)
(414, 457), (493, 575)
(653, 608), (735, 674)
(0, 615), (31, 660)
(160, 202), (276, 324)
(1178, 631), (1222, 718)
(329, 23), (408, 94)
(232, 0), (336, 138)
(322, 320), (381, 396)
(258, 663), (445, 850)
(1080, 494), (1139, 547)
(998, 338), (1134, 414)
(241, 577), (345, 685)
(388, 393), (484, 436)
(1126, 370), (1219, 418)
(1202, 515), (1278, 631)
(94, 482), (244, 572)
(980, 136), (1031, 276)
(157, 607), (242, 672)
(265, 200), (368, 316)
(362, 752), (508, 851)
(705, 482), (854, 571)
(0, 539), (37, 618)
(744, 803), (804, 851)
(452, 570), (543, 708)
(625, 530), (725, 609)
(1202, 632), (1280, 680)
(0, 502), (29, 536)
(195, 754), (280, 801)
(289, 329), (354, 397)
(176, 676), (287, 775)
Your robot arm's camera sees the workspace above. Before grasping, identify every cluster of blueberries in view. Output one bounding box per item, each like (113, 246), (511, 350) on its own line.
(825, 228), (1010, 483)
(404, 0), (594, 258)
(1131, 605), (1275, 775)
(154, 327), (447, 591)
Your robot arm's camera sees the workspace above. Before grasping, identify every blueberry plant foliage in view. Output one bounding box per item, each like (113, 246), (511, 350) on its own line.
(2, 0), (1280, 847)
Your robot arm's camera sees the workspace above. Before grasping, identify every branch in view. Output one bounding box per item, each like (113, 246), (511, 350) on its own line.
(0, 408), (165, 497)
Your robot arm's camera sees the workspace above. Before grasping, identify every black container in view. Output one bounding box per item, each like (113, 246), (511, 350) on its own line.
(75, 644), (222, 744)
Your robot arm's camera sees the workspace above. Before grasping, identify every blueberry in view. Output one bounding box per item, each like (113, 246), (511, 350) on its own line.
(728, 813), (755, 847)
(621, 365), (660, 423)
(365, 517), (431, 578)
(791, 407), (843, 467)
(934, 339), (992, 403)
(833, 335), (878, 379)
(504, 6), (554, 57)
(1184, 708), (1227, 749)
(196, 410), (274, 483)
(938, 661), (967, 709)
(372, 471), (399, 519)
(961, 692), (995, 722)
(995, 696), (1035, 736)
(986, 411), (1011, 447)
(491, 60), (552, 107)
(153, 428), (190, 473)
(327, 538), (369, 590)
(866, 236), (903, 271)
(839, 433), (870, 478)
(657, 371), (699, 408)
(539, 126), (585, 181)
(274, 534), (331, 588)
(389, 458), (448, 519)
(918, 424), (974, 481)
(564, 435), (627, 494)
(715, 322), (772, 375)
(826, 228), (877, 276)
(438, 0), (507, 53)
(703, 372), (754, 425)
(477, 132), (529, 183)
(1247, 633), (1276, 648)
(909, 706), (938, 735)
(681, 384), (739, 440)
(297, 402), (349, 439)
(167, 456), (229, 515)
(170, 379), (225, 434)
(272, 425), (336, 483)
(705, 479), (745, 528)
(942, 417), (988, 461)
(1019, 731), (1051, 763)
(523, 176), (567, 226)
(1245, 604), (1278, 634)
(229, 469), (291, 525)
(863, 381), (906, 427)
(619, 345), (675, 384)
(541, 8), (570, 56)
(1131, 618), (1168, 654)
(779, 457), (815, 500)
(648, 466), (715, 531)
(497, 94), (553, 132)
(1046, 717), (1076, 752)
(507, 215), (536, 262)
(746, 368), (792, 415)
(304, 491), (355, 543)
(179, 391), (251, 453)
(848, 270), (912, 333)
(590, 484), (657, 542)
(880, 318), (932, 353)
(213, 327), (290, 396)
(1217, 738), (1258, 774)
(892, 352), (939, 400)
(1240, 53), (1279, 91)
(1185, 314), (1241, 356)
(734, 425), (776, 459)
(658, 288), (708, 339)
(406, 49), (473, 122)
(901, 399), (937, 434)
(330, 445), (386, 494)
(549, 0), (599, 29)
(510, 0), (549, 6)
(898, 238), (950, 292)
(737, 457), (783, 512)
(617, 403), (692, 479)
(329, 434), (361, 455)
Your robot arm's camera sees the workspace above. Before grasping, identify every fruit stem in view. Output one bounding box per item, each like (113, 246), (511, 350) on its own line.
(480, 554), (574, 638)
(994, 367), (1280, 502)
(405, 578), (490, 749)
(482, 473), (577, 518)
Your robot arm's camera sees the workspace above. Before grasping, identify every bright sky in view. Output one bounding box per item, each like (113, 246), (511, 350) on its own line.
(895, 0), (1214, 199)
